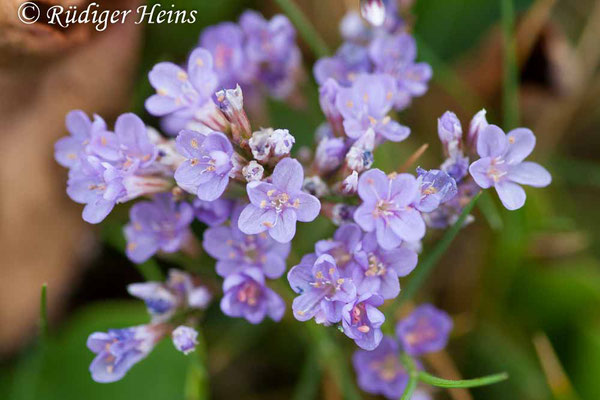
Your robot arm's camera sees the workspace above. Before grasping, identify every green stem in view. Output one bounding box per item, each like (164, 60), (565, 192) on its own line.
(185, 328), (209, 400)
(478, 190), (503, 231)
(39, 283), (48, 338)
(418, 371), (509, 388)
(272, 0), (330, 58)
(292, 348), (322, 400)
(391, 192), (481, 311)
(399, 353), (419, 400)
(501, 0), (520, 128)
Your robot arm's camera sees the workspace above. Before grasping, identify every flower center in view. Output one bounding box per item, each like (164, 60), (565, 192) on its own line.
(237, 282), (261, 306)
(373, 199), (397, 218)
(365, 253), (386, 276)
(487, 157), (507, 183)
(370, 355), (401, 382)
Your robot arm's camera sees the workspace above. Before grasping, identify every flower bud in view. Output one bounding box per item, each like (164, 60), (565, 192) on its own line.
(360, 0), (386, 27)
(242, 160), (264, 182)
(172, 326), (198, 355)
(303, 176), (329, 198)
(467, 109), (488, 151)
(315, 136), (346, 173)
(437, 111), (463, 155)
(341, 171), (359, 195)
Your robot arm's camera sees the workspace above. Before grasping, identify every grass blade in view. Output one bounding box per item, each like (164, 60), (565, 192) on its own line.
(272, 0), (330, 58)
(418, 370), (508, 388)
(39, 283), (48, 338)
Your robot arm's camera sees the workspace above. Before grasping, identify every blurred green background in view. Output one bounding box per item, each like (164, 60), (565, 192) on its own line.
(2, 0), (600, 399)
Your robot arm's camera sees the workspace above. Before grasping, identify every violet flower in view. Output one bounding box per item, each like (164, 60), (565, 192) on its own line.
(87, 325), (162, 383)
(352, 336), (408, 399)
(203, 205), (291, 278)
(352, 231), (418, 299)
(54, 110), (106, 168)
(199, 22), (248, 90)
(314, 43), (371, 87)
(314, 223), (365, 277)
(415, 168), (458, 213)
(336, 74), (409, 142)
(288, 254), (357, 324)
(396, 304), (453, 356)
(174, 130), (234, 201)
(220, 267), (285, 324)
(342, 292), (385, 350)
(145, 48), (219, 135)
(238, 158), (321, 243)
(354, 169), (426, 249)
(193, 198), (234, 227)
(469, 125), (552, 210)
(128, 269), (211, 322)
(368, 33), (432, 110)
(124, 194), (194, 263)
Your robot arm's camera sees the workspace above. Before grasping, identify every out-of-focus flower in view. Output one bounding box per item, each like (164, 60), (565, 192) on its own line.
(303, 176), (330, 198)
(360, 0), (386, 27)
(315, 136), (347, 174)
(87, 325), (162, 383)
(288, 254), (357, 324)
(352, 232), (418, 299)
(193, 198), (234, 227)
(396, 304), (452, 356)
(469, 125), (551, 210)
(369, 33), (432, 110)
(314, 43), (371, 87)
(354, 169), (425, 249)
(238, 158), (320, 243)
(200, 23), (247, 89)
(342, 292), (385, 350)
(203, 205), (290, 278)
(171, 325), (199, 355)
(220, 267), (285, 324)
(336, 74), (410, 142)
(174, 130), (234, 201)
(128, 269), (212, 321)
(124, 194), (194, 263)
(353, 336), (408, 399)
(314, 223), (364, 276)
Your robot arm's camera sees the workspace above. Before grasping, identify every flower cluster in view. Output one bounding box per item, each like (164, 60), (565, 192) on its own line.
(148, 11), (303, 136)
(353, 304), (452, 399)
(52, 3), (553, 390)
(87, 270), (210, 382)
(288, 222), (418, 350)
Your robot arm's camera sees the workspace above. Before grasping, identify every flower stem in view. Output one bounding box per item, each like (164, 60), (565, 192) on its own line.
(39, 283), (48, 339)
(272, 0), (331, 58)
(418, 370), (509, 388)
(399, 353), (419, 400)
(185, 328), (209, 400)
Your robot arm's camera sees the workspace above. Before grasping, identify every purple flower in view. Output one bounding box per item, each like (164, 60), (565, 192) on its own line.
(220, 267), (285, 324)
(354, 169), (426, 249)
(128, 270), (211, 322)
(174, 130), (234, 201)
(54, 110), (106, 168)
(423, 179), (479, 229)
(352, 232), (418, 299)
(200, 22), (247, 89)
(193, 198), (234, 227)
(352, 336), (408, 399)
(88, 113), (157, 171)
(203, 205), (290, 278)
(396, 304), (453, 356)
(314, 43), (371, 87)
(288, 254), (357, 324)
(315, 135), (347, 174)
(66, 156), (121, 224)
(314, 223), (365, 277)
(124, 194), (194, 263)
(319, 78), (345, 136)
(336, 74), (409, 142)
(145, 48), (219, 134)
(172, 325), (198, 355)
(469, 125), (552, 210)
(239, 11), (301, 98)
(87, 325), (162, 383)
(438, 111), (463, 153)
(415, 168), (458, 213)
(342, 292), (385, 350)
(369, 33), (432, 110)
(238, 158), (321, 243)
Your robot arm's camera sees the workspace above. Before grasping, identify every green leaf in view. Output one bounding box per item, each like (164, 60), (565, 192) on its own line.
(418, 371), (508, 388)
